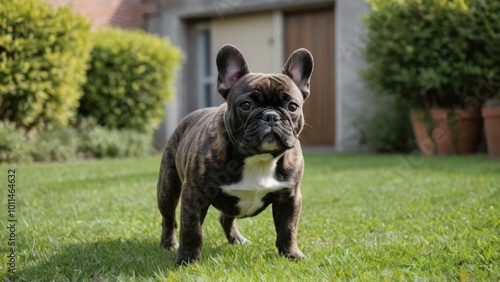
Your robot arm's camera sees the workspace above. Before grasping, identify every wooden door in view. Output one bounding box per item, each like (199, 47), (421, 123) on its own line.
(284, 8), (335, 146)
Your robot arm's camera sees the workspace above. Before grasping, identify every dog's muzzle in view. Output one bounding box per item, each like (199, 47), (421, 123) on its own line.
(238, 109), (296, 154)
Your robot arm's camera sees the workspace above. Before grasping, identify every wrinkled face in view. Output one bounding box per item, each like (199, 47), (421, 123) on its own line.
(225, 73), (305, 155)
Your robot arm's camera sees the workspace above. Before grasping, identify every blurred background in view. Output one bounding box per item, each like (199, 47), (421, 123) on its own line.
(1, 0), (499, 163)
(4, 2), (499, 280)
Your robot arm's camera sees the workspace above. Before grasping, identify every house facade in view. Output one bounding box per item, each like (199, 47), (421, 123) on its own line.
(149, 0), (373, 152)
(48, 0), (373, 152)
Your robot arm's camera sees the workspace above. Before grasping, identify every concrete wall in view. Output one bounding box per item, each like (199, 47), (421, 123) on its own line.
(174, 0), (334, 18)
(151, 1), (189, 149)
(334, 0), (373, 152)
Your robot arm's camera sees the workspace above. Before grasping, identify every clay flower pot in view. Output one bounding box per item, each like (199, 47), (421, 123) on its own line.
(410, 108), (483, 155)
(482, 105), (500, 158)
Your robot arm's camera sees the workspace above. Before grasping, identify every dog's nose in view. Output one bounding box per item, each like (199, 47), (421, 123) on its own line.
(262, 111), (280, 126)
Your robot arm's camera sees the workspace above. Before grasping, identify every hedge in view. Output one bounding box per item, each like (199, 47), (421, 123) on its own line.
(79, 28), (183, 133)
(75, 118), (154, 159)
(0, 119), (154, 164)
(29, 128), (80, 162)
(0, 122), (32, 163)
(362, 0), (500, 109)
(355, 97), (416, 153)
(0, 0), (92, 131)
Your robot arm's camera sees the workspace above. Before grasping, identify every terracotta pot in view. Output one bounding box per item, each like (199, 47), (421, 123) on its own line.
(410, 109), (483, 155)
(482, 106), (500, 157)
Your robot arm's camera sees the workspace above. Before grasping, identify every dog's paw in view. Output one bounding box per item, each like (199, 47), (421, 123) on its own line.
(175, 250), (201, 266)
(228, 233), (251, 245)
(160, 240), (179, 251)
(281, 249), (306, 260)
(231, 236), (251, 245)
(288, 252), (306, 260)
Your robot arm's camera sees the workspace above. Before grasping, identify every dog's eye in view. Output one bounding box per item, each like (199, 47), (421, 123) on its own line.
(288, 102), (299, 112)
(239, 101), (253, 111)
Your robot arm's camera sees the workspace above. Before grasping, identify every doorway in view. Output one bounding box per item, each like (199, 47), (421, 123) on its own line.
(284, 8), (335, 146)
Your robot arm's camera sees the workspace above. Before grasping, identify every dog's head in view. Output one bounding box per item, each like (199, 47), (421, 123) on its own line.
(216, 44), (313, 155)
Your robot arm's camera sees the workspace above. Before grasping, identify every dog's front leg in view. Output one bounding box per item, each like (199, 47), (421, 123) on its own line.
(176, 186), (210, 265)
(272, 189), (305, 259)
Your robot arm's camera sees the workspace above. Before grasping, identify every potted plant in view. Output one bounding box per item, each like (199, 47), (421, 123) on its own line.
(478, 0), (500, 158)
(362, 0), (499, 155)
(482, 94), (500, 158)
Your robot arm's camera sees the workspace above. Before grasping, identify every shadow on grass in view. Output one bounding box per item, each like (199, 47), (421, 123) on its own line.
(18, 238), (275, 281)
(19, 239), (177, 281)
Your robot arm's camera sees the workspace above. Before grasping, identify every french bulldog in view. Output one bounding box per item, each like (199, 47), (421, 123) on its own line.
(157, 44), (313, 265)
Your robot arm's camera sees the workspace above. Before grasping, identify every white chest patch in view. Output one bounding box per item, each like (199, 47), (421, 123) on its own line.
(220, 154), (290, 217)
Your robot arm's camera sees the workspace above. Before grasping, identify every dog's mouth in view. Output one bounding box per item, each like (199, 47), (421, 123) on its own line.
(259, 131), (284, 152)
(237, 112), (296, 154)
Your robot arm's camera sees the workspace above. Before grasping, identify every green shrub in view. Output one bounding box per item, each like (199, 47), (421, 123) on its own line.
(355, 97), (416, 153)
(120, 130), (155, 157)
(29, 128), (79, 162)
(0, 118), (153, 163)
(362, 0), (500, 110)
(78, 119), (153, 158)
(0, 122), (31, 163)
(0, 0), (92, 131)
(79, 28), (183, 133)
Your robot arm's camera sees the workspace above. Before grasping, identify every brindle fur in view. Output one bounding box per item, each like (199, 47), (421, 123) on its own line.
(157, 44), (313, 265)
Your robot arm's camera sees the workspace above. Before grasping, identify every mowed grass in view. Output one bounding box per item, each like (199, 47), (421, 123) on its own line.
(1, 154), (499, 281)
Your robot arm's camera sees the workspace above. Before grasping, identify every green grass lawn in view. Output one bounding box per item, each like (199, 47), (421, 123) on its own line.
(1, 154), (499, 281)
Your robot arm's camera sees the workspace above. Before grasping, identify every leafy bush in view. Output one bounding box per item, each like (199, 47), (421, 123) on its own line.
(29, 128), (79, 162)
(79, 28), (183, 133)
(78, 118), (153, 158)
(0, 122), (31, 163)
(355, 97), (416, 153)
(363, 0), (500, 110)
(0, 121), (80, 163)
(0, 118), (154, 163)
(0, 0), (91, 131)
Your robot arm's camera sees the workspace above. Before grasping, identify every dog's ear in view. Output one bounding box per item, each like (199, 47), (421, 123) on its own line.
(283, 48), (314, 100)
(216, 44), (249, 100)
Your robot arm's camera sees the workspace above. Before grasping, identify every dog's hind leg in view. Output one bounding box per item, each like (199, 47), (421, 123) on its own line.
(157, 148), (182, 250)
